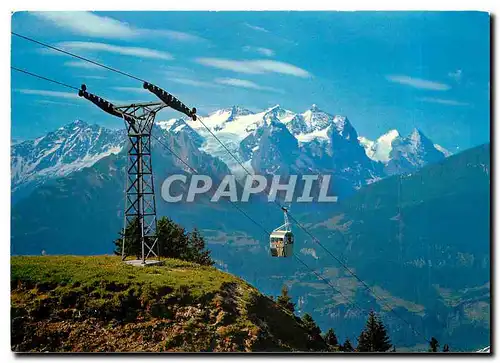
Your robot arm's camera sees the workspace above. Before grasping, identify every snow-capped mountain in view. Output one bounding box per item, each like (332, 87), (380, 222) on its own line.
(11, 120), (125, 200)
(11, 105), (451, 202)
(178, 104), (384, 193)
(358, 128), (451, 175)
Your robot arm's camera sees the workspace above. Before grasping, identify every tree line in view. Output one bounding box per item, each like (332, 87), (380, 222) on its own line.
(114, 217), (214, 266)
(276, 285), (449, 352)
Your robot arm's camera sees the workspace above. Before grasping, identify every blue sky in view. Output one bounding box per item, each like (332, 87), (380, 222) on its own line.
(11, 11), (490, 151)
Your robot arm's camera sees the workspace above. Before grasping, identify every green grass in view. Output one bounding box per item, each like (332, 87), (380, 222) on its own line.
(11, 255), (317, 352)
(12, 255), (245, 300)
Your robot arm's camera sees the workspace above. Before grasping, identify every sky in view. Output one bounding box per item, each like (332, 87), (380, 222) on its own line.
(11, 11), (490, 151)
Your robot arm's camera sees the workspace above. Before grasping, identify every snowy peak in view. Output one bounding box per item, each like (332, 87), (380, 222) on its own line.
(358, 128), (450, 174)
(408, 128), (432, 148)
(358, 136), (374, 151)
(210, 106), (254, 122)
(158, 118), (189, 133)
(157, 118), (204, 147)
(11, 120), (125, 193)
(262, 105), (295, 125)
(292, 105), (354, 141)
(302, 106), (334, 133)
(367, 130), (400, 163)
(381, 129), (400, 142)
(225, 106), (254, 121)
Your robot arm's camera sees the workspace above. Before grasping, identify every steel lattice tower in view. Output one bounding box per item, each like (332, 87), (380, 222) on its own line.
(117, 102), (166, 263)
(78, 83), (196, 265)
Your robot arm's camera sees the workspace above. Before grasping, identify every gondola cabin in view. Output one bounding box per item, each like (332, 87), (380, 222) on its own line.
(270, 230), (293, 257)
(270, 207), (293, 257)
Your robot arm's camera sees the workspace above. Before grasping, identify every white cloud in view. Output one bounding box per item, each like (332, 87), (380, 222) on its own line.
(169, 78), (219, 88)
(244, 23), (269, 33)
(146, 29), (203, 42)
(215, 78), (283, 93)
(32, 11), (203, 41)
(448, 69), (463, 83)
(64, 60), (103, 70)
(82, 75), (106, 80)
(195, 58), (311, 78)
(243, 46), (275, 57)
(418, 97), (470, 106)
(35, 100), (80, 106)
(112, 86), (149, 94)
(32, 12), (135, 38)
(16, 89), (80, 99)
(386, 75), (450, 91)
(57, 41), (173, 60)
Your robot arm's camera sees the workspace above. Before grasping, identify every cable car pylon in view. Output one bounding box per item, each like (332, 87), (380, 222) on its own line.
(78, 83), (196, 265)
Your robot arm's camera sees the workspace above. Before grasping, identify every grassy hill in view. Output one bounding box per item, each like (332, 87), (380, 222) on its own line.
(11, 255), (321, 352)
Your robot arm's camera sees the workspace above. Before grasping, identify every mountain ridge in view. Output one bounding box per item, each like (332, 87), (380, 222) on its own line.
(12, 105), (451, 203)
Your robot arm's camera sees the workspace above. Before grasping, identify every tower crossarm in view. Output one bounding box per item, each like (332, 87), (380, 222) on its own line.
(78, 84), (166, 135)
(78, 84), (135, 123)
(143, 82), (197, 120)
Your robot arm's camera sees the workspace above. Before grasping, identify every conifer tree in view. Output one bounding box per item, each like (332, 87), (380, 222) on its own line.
(429, 337), (439, 352)
(442, 344), (449, 352)
(357, 310), (392, 352)
(301, 313), (325, 351)
(114, 216), (213, 266)
(342, 338), (354, 352)
(187, 228), (214, 266)
(323, 328), (339, 350)
(276, 285), (295, 314)
(114, 218), (141, 259)
(157, 217), (189, 259)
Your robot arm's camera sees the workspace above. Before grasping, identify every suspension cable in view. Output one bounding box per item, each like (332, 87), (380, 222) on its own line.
(12, 32), (147, 83)
(12, 66), (79, 91)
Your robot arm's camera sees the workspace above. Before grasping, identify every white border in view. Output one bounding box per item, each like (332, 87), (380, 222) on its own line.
(2, 1), (497, 362)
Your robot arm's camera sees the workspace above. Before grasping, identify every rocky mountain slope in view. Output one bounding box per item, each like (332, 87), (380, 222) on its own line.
(11, 255), (322, 352)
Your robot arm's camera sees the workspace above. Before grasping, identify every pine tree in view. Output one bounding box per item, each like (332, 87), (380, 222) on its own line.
(187, 228), (214, 266)
(276, 285), (295, 314)
(342, 338), (354, 352)
(442, 344), (449, 352)
(157, 217), (189, 259)
(357, 310), (392, 352)
(301, 313), (325, 351)
(429, 337), (439, 352)
(114, 216), (213, 266)
(157, 217), (213, 265)
(113, 218), (141, 259)
(323, 328), (339, 350)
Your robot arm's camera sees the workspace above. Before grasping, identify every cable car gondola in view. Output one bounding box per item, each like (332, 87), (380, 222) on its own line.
(270, 207), (293, 257)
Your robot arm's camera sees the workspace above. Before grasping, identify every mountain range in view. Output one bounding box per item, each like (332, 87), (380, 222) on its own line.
(12, 105), (450, 203)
